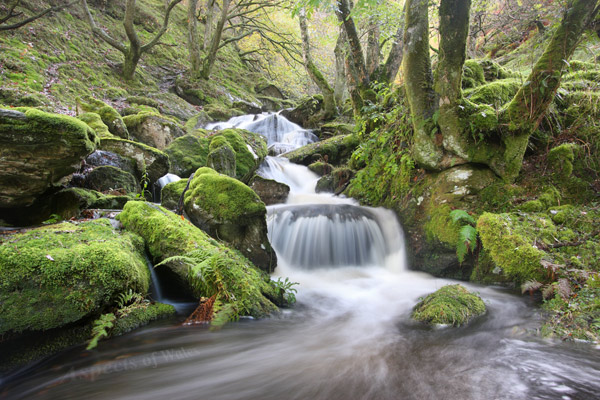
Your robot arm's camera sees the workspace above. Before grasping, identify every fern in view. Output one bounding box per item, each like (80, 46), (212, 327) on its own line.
(449, 209), (476, 226)
(456, 225), (478, 263)
(87, 313), (116, 350)
(521, 279), (543, 294)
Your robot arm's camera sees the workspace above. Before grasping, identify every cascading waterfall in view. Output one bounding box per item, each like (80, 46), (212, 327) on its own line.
(152, 173), (181, 203)
(3, 113), (599, 400)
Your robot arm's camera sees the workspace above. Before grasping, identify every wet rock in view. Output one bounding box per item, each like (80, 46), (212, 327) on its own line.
(207, 143), (237, 178)
(0, 108), (98, 209)
(280, 95), (322, 128)
(161, 179), (187, 210)
(76, 96), (129, 139)
(283, 134), (359, 166)
(83, 165), (140, 195)
(249, 175), (290, 205)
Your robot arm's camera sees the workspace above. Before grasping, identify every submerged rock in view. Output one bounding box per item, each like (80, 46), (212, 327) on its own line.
(0, 219), (150, 336)
(412, 284), (486, 326)
(183, 168), (276, 272)
(0, 108), (98, 209)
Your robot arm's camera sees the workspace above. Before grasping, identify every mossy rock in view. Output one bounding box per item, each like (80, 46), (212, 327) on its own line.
(315, 167), (355, 194)
(316, 121), (355, 140)
(184, 111), (213, 133)
(0, 108), (98, 208)
(0, 219), (150, 335)
(462, 60), (486, 89)
(283, 134), (359, 166)
(280, 95), (323, 128)
(123, 111), (186, 150)
(78, 112), (112, 138)
(464, 78), (521, 108)
(207, 143), (237, 177)
(82, 165), (140, 195)
(117, 201), (283, 320)
(84, 149), (138, 178)
(204, 104), (245, 121)
(548, 143), (577, 181)
(165, 130), (211, 178)
(161, 179), (187, 210)
(477, 212), (546, 283)
(76, 96), (129, 139)
(183, 168), (276, 271)
(308, 161), (333, 176)
(99, 137), (170, 184)
(112, 302), (175, 336)
(412, 284), (486, 326)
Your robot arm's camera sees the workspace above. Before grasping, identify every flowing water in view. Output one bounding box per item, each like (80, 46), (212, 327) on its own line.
(2, 114), (599, 400)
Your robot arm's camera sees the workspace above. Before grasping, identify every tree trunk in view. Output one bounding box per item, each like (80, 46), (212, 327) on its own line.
(434, 0), (471, 161)
(299, 8), (336, 119)
(122, 48), (141, 80)
(203, 0), (216, 51)
(402, 0), (441, 169)
(334, 26), (347, 106)
(374, 25), (404, 84)
(200, 0), (231, 79)
(366, 19), (380, 78)
(188, 0), (201, 76)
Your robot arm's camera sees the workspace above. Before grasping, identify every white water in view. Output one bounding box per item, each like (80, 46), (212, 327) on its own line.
(2, 114), (599, 399)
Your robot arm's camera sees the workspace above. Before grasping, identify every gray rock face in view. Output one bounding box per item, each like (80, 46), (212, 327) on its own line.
(99, 138), (170, 185)
(0, 108), (98, 208)
(124, 113), (186, 150)
(249, 175), (290, 205)
(83, 165), (140, 194)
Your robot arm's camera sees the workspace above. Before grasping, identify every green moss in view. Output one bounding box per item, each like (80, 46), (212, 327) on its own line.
(462, 60), (486, 89)
(126, 96), (160, 108)
(165, 131), (211, 177)
(477, 212), (546, 283)
(184, 111), (213, 133)
(99, 137), (170, 183)
(412, 284), (486, 326)
(161, 179), (187, 210)
(425, 204), (461, 247)
(521, 200), (544, 212)
(539, 186), (561, 208)
(548, 143), (577, 180)
(218, 129), (268, 181)
(77, 96), (129, 139)
(184, 167), (265, 224)
(78, 112), (113, 138)
(479, 182), (525, 212)
(117, 201), (282, 321)
(0, 219), (149, 335)
(112, 302), (175, 336)
(308, 161), (333, 176)
(465, 78), (521, 108)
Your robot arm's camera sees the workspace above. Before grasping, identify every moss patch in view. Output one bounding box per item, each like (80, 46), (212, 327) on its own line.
(412, 284), (486, 326)
(161, 179), (187, 210)
(0, 219), (149, 335)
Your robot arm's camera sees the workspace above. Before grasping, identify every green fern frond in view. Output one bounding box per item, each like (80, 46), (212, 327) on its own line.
(456, 225), (478, 263)
(449, 209), (476, 226)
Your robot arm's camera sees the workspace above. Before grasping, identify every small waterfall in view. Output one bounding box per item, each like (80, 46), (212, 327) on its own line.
(144, 253), (163, 302)
(152, 173), (181, 203)
(257, 157), (319, 193)
(206, 112), (318, 154)
(267, 204), (405, 270)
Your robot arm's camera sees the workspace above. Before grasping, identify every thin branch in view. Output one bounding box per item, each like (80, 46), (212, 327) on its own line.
(0, 0), (78, 31)
(81, 0), (127, 53)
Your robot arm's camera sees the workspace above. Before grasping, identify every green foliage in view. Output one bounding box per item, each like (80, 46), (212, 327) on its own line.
(457, 225), (478, 264)
(42, 214), (63, 225)
(87, 313), (116, 350)
(347, 83), (415, 206)
(449, 209), (476, 225)
(412, 284), (486, 326)
(273, 277), (299, 305)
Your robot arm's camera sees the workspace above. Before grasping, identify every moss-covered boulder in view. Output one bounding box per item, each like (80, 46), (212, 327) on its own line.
(462, 60), (486, 89)
(412, 284), (486, 326)
(464, 78), (521, 108)
(78, 112), (112, 138)
(0, 219), (150, 335)
(165, 128), (267, 182)
(76, 96), (129, 139)
(99, 137), (170, 184)
(280, 95), (323, 128)
(183, 168), (276, 271)
(548, 143), (577, 181)
(117, 201), (283, 321)
(165, 130), (211, 178)
(84, 149), (138, 178)
(283, 134), (359, 166)
(207, 138), (237, 177)
(184, 111), (213, 133)
(83, 165), (140, 195)
(248, 175), (290, 205)
(317, 121), (355, 140)
(123, 111), (186, 150)
(0, 108), (98, 208)
(308, 161), (333, 176)
(161, 179), (187, 210)
(315, 167), (355, 194)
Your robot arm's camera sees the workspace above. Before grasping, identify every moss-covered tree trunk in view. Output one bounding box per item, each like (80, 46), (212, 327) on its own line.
(402, 0), (442, 169)
(188, 0), (202, 77)
(299, 8), (336, 119)
(366, 17), (380, 78)
(434, 0), (471, 161)
(372, 24), (404, 84)
(334, 26), (347, 106)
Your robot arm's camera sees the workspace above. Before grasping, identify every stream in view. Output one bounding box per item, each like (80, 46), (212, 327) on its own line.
(1, 113), (599, 400)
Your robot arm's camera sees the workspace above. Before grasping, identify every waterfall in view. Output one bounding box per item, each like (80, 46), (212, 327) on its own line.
(205, 112), (318, 154)
(144, 253), (163, 302)
(152, 173), (181, 203)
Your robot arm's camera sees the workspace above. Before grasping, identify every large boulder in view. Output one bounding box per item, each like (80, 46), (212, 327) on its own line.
(0, 219), (150, 335)
(123, 112), (186, 150)
(117, 201), (285, 320)
(76, 96), (129, 139)
(183, 168), (277, 272)
(83, 165), (140, 195)
(0, 108), (98, 208)
(280, 95), (323, 128)
(165, 130), (211, 177)
(99, 137), (170, 185)
(160, 179), (187, 210)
